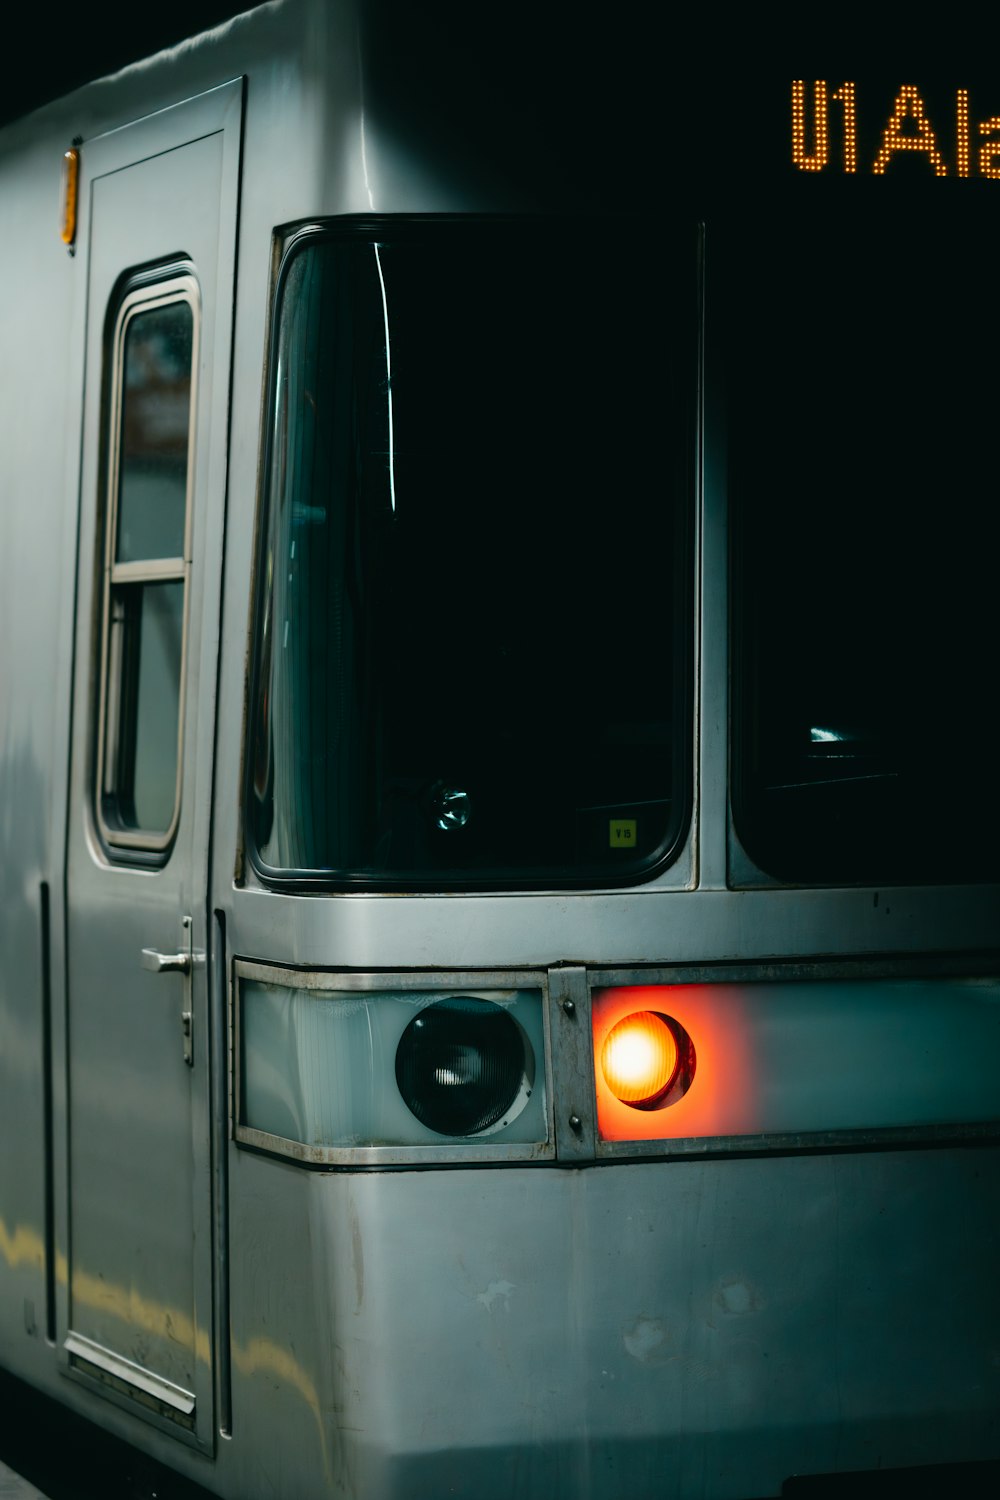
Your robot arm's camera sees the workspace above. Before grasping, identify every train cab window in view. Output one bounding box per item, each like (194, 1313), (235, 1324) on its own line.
(96, 277), (198, 853)
(730, 199), (1000, 883)
(247, 222), (693, 889)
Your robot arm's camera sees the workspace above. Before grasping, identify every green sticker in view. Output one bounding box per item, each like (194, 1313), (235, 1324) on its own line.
(609, 819), (637, 848)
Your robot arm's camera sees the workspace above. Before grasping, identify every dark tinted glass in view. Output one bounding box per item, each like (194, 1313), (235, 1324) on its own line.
(116, 302), (193, 563)
(249, 225), (691, 886)
(731, 198), (1000, 882)
(395, 998), (525, 1137)
(104, 580), (183, 834)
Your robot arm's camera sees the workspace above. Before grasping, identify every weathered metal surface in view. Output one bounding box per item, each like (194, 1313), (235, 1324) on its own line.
(223, 1148), (1000, 1499)
(1, 4), (998, 1499)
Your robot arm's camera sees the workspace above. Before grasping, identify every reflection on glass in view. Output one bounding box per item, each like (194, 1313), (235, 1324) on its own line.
(116, 303), (193, 564)
(105, 581), (183, 835)
(731, 202), (1000, 881)
(132, 583), (184, 830)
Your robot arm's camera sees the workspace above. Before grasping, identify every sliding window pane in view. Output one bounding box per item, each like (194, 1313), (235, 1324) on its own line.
(115, 302), (193, 564)
(104, 581), (184, 836)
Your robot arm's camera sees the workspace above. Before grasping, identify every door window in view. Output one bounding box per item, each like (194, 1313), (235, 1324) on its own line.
(96, 275), (198, 852)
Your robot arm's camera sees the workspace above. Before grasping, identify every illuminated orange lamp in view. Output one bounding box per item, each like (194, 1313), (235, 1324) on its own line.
(601, 1010), (679, 1110)
(61, 148), (79, 247)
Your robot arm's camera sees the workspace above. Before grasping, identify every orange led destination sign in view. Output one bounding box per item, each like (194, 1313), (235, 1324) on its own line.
(792, 81), (1000, 177)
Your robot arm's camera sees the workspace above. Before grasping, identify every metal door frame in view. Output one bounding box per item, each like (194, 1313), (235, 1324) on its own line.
(55, 78), (243, 1454)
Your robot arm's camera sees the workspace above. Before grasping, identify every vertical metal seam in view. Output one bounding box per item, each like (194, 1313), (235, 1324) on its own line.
(548, 965), (596, 1163)
(39, 881), (57, 1344)
(696, 218), (730, 889)
(211, 909), (233, 1437)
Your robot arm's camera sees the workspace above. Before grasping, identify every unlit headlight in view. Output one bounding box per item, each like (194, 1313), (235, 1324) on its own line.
(395, 996), (532, 1137)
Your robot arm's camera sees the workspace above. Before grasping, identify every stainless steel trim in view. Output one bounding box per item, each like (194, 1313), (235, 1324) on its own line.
(111, 557), (186, 584)
(64, 1331), (196, 1416)
(595, 1121), (1000, 1160)
(233, 959), (549, 991)
(548, 966), (596, 1162)
(589, 954), (1000, 988)
(234, 1123), (555, 1168)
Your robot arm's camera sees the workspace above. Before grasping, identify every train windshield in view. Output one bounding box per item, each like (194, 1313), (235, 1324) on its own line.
(248, 223), (692, 887)
(731, 194), (1000, 882)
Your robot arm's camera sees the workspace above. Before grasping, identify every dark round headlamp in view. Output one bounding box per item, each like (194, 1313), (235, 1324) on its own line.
(395, 997), (527, 1137)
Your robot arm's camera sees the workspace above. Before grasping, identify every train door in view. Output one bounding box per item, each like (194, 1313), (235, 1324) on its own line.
(62, 81), (242, 1448)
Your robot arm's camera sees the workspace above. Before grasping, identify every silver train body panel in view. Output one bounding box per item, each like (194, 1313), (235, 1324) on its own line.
(1, 3), (998, 1495)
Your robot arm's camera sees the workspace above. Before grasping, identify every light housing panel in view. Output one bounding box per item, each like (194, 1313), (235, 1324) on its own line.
(593, 977), (1000, 1147)
(237, 969), (549, 1163)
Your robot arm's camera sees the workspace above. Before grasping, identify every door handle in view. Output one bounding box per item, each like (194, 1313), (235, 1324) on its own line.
(141, 948), (191, 974)
(139, 916), (203, 1065)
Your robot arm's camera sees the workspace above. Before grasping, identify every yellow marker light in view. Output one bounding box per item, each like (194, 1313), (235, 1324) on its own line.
(61, 148), (79, 246)
(601, 1010), (679, 1111)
